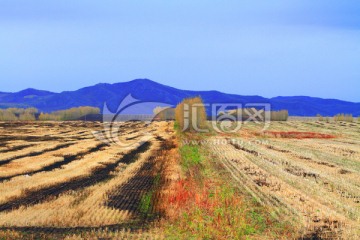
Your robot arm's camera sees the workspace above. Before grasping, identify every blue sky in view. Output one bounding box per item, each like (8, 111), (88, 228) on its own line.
(0, 0), (359, 102)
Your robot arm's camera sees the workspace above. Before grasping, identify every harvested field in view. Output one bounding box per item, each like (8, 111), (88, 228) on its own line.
(0, 121), (175, 239)
(0, 120), (359, 239)
(208, 121), (360, 239)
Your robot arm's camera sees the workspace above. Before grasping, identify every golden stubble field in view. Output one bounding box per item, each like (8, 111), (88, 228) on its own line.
(0, 120), (359, 239)
(0, 121), (178, 239)
(208, 120), (360, 239)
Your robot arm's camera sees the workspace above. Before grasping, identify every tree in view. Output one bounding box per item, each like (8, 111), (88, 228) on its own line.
(0, 110), (18, 121)
(19, 113), (36, 121)
(175, 97), (207, 132)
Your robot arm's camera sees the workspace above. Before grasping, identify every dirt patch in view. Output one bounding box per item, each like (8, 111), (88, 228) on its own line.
(284, 166), (319, 179)
(318, 161), (336, 168)
(265, 145), (291, 153)
(338, 169), (351, 174)
(229, 141), (259, 156)
(300, 219), (342, 240)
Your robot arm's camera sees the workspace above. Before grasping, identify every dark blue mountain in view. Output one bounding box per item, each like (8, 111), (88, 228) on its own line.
(0, 79), (359, 116)
(0, 88), (55, 103)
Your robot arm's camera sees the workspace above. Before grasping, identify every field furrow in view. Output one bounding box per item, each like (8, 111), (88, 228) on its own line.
(0, 142), (108, 183)
(208, 137), (355, 238)
(0, 141), (151, 213)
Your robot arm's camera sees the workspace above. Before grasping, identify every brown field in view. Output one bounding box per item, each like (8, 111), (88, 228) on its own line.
(0, 121), (177, 239)
(0, 120), (359, 239)
(208, 120), (360, 239)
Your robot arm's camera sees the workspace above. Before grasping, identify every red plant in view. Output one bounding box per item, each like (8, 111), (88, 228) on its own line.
(168, 179), (216, 211)
(264, 131), (335, 139)
(168, 179), (194, 209)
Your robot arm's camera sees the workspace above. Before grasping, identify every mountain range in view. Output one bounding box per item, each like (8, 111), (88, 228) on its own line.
(0, 79), (359, 116)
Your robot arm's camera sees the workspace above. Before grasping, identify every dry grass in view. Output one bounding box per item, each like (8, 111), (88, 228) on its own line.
(161, 129), (297, 239)
(0, 119), (359, 239)
(207, 120), (360, 238)
(0, 121), (177, 239)
(0, 141), (157, 227)
(0, 140), (99, 178)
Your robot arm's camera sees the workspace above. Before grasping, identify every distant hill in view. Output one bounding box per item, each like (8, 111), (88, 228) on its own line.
(0, 88), (55, 102)
(0, 79), (359, 116)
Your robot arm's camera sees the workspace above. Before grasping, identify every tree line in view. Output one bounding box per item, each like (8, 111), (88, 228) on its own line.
(317, 113), (358, 122)
(39, 106), (100, 121)
(0, 107), (38, 121)
(0, 106), (100, 121)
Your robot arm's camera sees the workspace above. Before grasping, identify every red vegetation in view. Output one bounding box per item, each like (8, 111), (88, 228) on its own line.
(168, 179), (217, 212)
(168, 179), (194, 209)
(263, 131), (336, 139)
